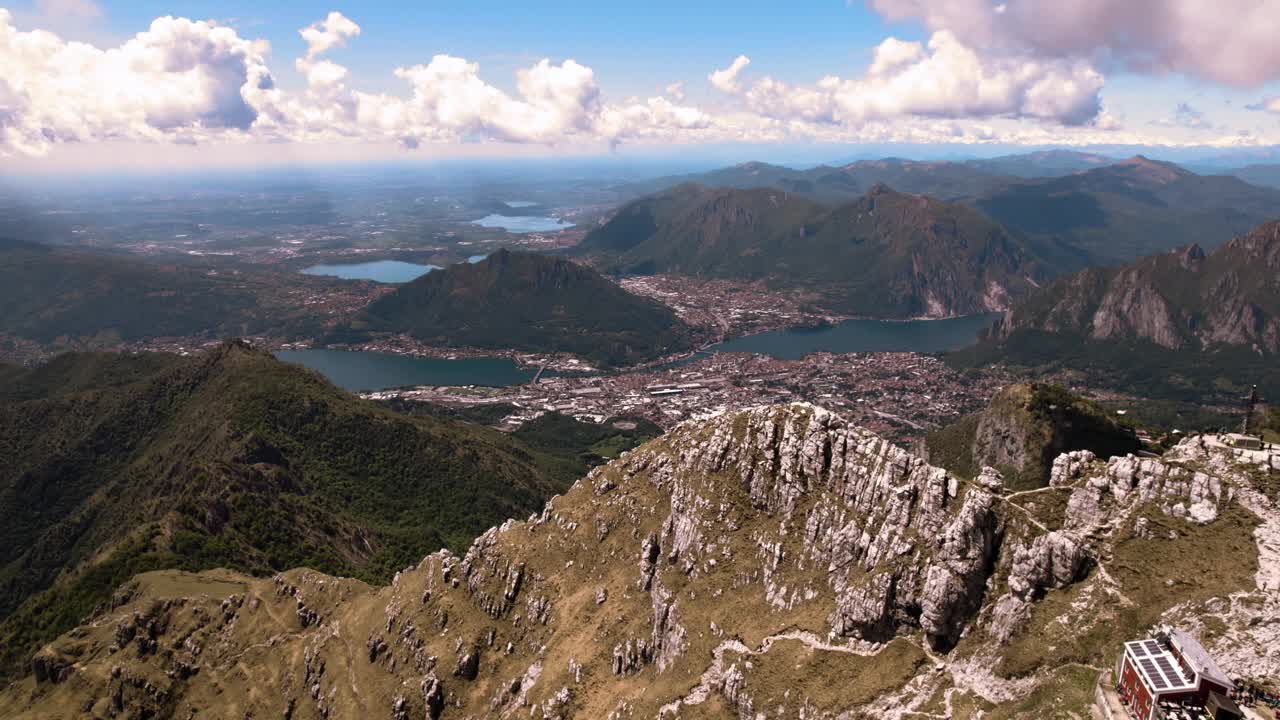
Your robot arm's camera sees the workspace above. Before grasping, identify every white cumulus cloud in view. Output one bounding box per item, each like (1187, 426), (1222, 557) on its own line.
(714, 31), (1104, 127)
(300, 10), (359, 59)
(0, 9), (718, 156)
(709, 55), (750, 93)
(0, 8), (277, 155)
(351, 55), (601, 145)
(3, 6), (1276, 159)
(295, 11), (359, 100)
(867, 0), (1280, 87)
(868, 37), (924, 76)
(348, 54), (711, 147)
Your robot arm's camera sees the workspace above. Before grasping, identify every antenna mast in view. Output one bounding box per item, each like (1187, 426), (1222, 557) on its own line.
(1241, 384), (1259, 435)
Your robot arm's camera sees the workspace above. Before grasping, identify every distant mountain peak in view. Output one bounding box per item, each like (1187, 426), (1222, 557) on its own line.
(842, 157), (925, 170)
(1178, 243), (1206, 270)
(355, 248), (696, 367)
(1112, 155), (1192, 183)
(1223, 218), (1280, 257)
(203, 338), (269, 365)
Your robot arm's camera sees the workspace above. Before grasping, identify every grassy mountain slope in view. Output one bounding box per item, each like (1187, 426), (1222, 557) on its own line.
(580, 184), (1053, 317)
(1226, 163), (1280, 189)
(379, 401), (664, 481)
(2, 403), (1272, 718)
(815, 158), (1008, 199)
(0, 238), (343, 353)
(624, 158), (1006, 203)
(975, 156), (1280, 262)
(963, 150), (1119, 177)
(347, 249), (698, 367)
(0, 342), (572, 680)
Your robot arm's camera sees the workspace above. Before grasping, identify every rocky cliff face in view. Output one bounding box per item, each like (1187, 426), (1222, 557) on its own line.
(923, 383), (1141, 491)
(1000, 220), (1280, 353)
(3, 404), (1274, 719)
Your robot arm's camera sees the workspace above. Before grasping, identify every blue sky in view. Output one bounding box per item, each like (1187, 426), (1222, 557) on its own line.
(30, 1), (913, 95)
(3, 0), (1280, 170)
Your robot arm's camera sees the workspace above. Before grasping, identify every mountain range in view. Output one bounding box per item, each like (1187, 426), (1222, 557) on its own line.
(622, 153), (1280, 266)
(974, 156), (1280, 262)
(624, 150), (1124, 202)
(623, 158), (1008, 203)
(338, 250), (699, 367)
(578, 183), (1062, 318)
(2, 402), (1273, 718)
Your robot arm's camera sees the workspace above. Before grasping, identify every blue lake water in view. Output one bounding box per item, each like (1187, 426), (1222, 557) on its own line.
(301, 260), (440, 283)
(705, 313), (1000, 359)
(276, 349), (533, 392)
(504, 200), (538, 208)
(472, 214), (572, 233)
(279, 315), (998, 391)
(467, 254), (488, 263)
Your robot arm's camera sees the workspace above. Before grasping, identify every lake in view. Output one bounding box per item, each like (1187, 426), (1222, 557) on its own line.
(705, 313), (1000, 359)
(504, 200), (539, 208)
(472, 214), (572, 233)
(278, 316), (998, 391)
(301, 260), (439, 283)
(276, 349), (534, 391)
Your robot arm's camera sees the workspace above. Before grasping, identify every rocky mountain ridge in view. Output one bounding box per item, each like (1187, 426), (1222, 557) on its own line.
(3, 402), (1275, 718)
(997, 220), (1280, 354)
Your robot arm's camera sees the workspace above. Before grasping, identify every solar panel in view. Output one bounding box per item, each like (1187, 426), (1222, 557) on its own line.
(1140, 659), (1168, 689)
(1144, 640), (1163, 656)
(1154, 657), (1184, 686)
(1130, 642), (1148, 657)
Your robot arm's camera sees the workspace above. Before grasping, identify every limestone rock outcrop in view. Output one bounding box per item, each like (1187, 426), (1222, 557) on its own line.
(1001, 221), (1280, 354)
(2, 404), (1269, 720)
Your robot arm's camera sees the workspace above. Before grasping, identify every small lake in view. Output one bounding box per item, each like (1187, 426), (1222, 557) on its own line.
(706, 313), (1000, 359)
(504, 200), (539, 208)
(301, 260), (439, 283)
(472, 214), (572, 233)
(276, 349), (534, 392)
